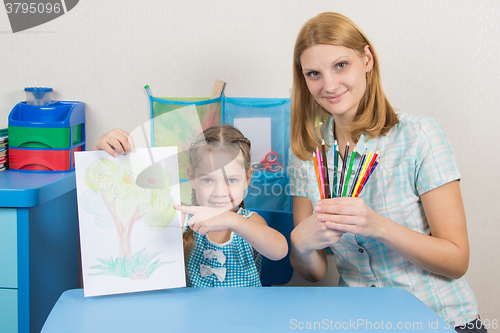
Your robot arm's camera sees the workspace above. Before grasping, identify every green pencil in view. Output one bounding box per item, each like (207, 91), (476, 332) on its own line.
(332, 141), (338, 198)
(342, 147), (357, 197)
(337, 141), (350, 197)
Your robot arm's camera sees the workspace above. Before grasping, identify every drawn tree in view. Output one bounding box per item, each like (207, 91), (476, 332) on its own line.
(79, 154), (176, 279)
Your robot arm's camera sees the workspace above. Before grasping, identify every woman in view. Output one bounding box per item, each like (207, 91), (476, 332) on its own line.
(288, 12), (485, 332)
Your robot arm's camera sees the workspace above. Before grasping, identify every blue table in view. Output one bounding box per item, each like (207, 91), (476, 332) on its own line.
(42, 287), (455, 332)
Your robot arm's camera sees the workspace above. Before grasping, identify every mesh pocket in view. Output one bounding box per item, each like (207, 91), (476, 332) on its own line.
(223, 97), (291, 212)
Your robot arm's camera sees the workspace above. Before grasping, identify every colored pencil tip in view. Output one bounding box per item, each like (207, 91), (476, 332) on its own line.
(322, 139), (325, 145)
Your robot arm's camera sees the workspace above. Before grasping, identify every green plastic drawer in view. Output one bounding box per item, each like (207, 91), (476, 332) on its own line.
(8, 124), (82, 149)
(72, 124), (82, 145)
(0, 209), (17, 288)
(0, 289), (18, 333)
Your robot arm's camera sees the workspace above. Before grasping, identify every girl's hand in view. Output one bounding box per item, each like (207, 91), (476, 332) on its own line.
(315, 197), (384, 239)
(291, 212), (345, 254)
(174, 204), (232, 235)
(94, 128), (135, 157)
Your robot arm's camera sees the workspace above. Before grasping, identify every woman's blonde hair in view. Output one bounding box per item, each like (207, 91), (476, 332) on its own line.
(291, 12), (399, 161)
(183, 125), (252, 264)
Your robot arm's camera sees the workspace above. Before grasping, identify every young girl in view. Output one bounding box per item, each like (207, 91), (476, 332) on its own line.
(95, 125), (288, 287)
(288, 12), (486, 332)
(174, 125), (287, 287)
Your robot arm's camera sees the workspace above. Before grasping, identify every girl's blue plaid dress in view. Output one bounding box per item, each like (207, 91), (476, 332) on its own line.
(184, 208), (262, 287)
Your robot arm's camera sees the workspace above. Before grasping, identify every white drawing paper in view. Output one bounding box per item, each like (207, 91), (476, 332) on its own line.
(234, 117), (271, 163)
(75, 147), (185, 297)
(137, 104), (204, 205)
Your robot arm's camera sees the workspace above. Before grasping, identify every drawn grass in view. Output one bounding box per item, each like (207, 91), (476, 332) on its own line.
(89, 248), (174, 280)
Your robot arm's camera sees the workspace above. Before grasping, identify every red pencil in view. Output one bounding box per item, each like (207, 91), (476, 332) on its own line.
(354, 149), (379, 197)
(357, 156), (379, 197)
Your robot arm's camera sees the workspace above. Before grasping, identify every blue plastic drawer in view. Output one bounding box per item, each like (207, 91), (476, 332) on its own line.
(0, 209), (17, 288)
(8, 101), (85, 128)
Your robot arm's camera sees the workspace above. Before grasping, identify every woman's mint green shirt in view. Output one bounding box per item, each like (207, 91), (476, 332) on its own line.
(289, 112), (478, 327)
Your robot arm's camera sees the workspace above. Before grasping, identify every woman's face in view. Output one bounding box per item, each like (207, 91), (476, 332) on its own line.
(300, 44), (373, 121)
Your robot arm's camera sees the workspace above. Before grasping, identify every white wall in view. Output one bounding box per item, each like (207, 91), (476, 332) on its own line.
(1, 0), (498, 330)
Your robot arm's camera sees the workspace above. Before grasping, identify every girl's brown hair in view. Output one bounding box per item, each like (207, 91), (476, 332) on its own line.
(182, 125), (252, 264)
(291, 12), (399, 161)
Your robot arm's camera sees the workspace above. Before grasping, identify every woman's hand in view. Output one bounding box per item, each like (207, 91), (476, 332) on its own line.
(174, 204), (232, 235)
(289, 196), (343, 282)
(315, 181), (470, 279)
(94, 128), (135, 157)
(315, 197), (385, 239)
(291, 212), (345, 254)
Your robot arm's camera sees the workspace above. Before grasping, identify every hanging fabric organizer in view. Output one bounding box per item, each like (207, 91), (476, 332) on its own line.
(146, 87), (291, 212)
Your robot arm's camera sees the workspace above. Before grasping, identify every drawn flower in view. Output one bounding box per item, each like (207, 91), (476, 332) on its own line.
(130, 270), (148, 281)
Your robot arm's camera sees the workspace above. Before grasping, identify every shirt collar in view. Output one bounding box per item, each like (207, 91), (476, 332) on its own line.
(327, 117), (380, 157)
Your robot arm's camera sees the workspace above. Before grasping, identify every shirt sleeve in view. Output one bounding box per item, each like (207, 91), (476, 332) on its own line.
(182, 213), (191, 233)
(415, 117), (461, 195)
(288, 147), (309, 197)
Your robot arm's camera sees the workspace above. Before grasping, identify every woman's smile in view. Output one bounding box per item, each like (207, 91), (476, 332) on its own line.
(324, 91), (347, 103)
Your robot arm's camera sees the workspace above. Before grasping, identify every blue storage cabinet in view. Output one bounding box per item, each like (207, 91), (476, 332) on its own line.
(0, 171), (80, 333)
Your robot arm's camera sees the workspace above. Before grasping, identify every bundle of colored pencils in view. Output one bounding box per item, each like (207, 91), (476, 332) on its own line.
(313, 140), (379, 199)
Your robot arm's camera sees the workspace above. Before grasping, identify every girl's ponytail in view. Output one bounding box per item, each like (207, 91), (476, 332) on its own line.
(182, 188), (198, 265)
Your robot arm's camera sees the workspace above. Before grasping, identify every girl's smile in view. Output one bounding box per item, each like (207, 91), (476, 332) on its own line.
(189, 152), (251, 210)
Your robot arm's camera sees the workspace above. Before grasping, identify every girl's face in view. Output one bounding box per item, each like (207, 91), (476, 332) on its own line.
(300, 44), (373, 121)
(189, 152), (251, 211)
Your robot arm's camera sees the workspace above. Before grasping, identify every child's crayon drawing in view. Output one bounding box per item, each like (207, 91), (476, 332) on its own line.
(75, 148), (185, 297)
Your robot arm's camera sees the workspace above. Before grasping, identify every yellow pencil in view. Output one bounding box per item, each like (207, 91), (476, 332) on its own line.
(351, 148), (373, 197)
